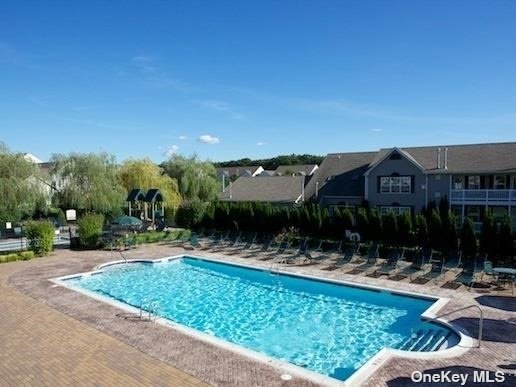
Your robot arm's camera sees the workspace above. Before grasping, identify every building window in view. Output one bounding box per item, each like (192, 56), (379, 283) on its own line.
(453, 176), (464, 190)
(494, 175), (506, 190)
(468, 176), (481, 190)
(380, 206), (411, 216)
(380, 176), (412, 194)
(434, 192), (441, 200)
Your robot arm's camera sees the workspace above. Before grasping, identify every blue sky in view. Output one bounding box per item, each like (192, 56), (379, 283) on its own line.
(1, 1), (516, 163)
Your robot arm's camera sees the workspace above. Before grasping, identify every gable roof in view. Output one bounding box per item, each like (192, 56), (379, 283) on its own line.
(304, 152), (377, 199)
(274, 164), (318, 176)
(216, 165), (262, 178)
(364, 147), (426, 176)
(126, 188), (146, 202)
(219, 175), (305, 203)
(144, 189), (164, 202)
(374, 142), (516, 174)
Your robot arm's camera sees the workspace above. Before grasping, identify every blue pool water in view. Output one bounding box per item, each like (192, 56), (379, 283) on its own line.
(66, 257), (455, 381)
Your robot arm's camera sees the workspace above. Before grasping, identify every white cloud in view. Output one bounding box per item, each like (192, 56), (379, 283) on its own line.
(163, 145), (179, 157)
(256, 141), (266, 146)
(198, 134), (220, 145)
(371, 128), (383, 132)
(178, 135), (188, 140)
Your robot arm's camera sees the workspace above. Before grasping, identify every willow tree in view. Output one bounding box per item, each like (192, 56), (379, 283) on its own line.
(0, 143), (48, 223)
(50, 152), (125, 217)
(162, 155), (219, 202)
(118, 158), (181, 210)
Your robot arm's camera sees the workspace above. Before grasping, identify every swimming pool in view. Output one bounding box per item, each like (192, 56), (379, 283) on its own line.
(59, 256), (460, 384)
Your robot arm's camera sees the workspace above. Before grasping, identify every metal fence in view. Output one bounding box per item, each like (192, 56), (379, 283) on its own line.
(0, 228), (71, 253)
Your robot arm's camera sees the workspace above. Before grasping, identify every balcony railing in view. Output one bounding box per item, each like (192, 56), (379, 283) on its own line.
(451, 189), (516, 203)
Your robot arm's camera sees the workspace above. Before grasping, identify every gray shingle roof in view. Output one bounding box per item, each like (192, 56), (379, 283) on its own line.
(373, 142), (516, 174)
(216, 166), (262, 178)
(274, 164), (318, 176)
(304, 152), (377, 200)
(219, 176), (305, 203)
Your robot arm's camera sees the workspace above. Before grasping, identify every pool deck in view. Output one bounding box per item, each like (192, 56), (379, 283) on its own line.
(1, 244), (515, 386)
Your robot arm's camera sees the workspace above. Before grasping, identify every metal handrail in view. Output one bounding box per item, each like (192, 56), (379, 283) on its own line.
(434, 304), (483, 348)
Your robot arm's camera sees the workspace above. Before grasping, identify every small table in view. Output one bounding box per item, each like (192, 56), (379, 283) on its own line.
(493, 267), (515, 294)
(493, 267), (516, 276)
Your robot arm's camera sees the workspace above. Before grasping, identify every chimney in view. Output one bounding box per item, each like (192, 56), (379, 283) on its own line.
(444, 147), (448, 170)
(437, 147), (441, 169)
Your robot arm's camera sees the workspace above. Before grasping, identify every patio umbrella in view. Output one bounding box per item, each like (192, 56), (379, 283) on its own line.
(112, 215), (143, 226)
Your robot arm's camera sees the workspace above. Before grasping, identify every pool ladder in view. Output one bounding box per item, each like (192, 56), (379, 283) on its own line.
(139, 299), (160, 321)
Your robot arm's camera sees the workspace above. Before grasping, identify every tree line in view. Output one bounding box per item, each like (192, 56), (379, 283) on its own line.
(0, 144), (220, 226)
(176, 198), (514, 263)
(214, 154), (324, 170)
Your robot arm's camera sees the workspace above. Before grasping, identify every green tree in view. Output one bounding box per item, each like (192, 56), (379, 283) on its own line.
(118, 158), (181, 210)
(0, 145), (48, 223)
(397, 212), (413, 246)
(77, 213), (105, 248)
(382, 212), (398, 244)
(162, 155), (219, 202)
(368, 209), (383, 242)
(356, 208), (369, 240)
(479, 210), (497, 258)
(460, 218), (478, 262)
(50, 152), (125, 217)
(415, 214), (428, 247)
(428, 210), (442, 250)
(498, 215), (513, 258)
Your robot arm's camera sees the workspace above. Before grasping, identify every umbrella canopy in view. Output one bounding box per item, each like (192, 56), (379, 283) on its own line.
(112, 215), (143, 226)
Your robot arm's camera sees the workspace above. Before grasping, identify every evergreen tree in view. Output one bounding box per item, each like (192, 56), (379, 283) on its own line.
(498, 215), (514, 258)
(415, 214), (428, 247)
(460, 218), (478, 262)
(356, 208), (369, 240)
(428, 210), (442, 250)
(398, 212), (413, 246)
(382, 212), (398, 245)
(368, 209), (383, 242)
(479, 210), (497, 258)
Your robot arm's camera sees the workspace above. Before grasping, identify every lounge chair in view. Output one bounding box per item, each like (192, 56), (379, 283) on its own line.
(368, 248), (404, 277)
(278, 238), (315, 264)
(389, 248), (428, 281)
(323, 247), (356, 270)
(199, 231), (225, 250)
(347, 244), (379, 274)
(444, 250), (462, 270)
(226, 232), (257, 255)
(412, 257), (445, 284)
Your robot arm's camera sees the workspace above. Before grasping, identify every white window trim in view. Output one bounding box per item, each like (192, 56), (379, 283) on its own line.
(380, 176), (412, 194)
(379, 206), (411, 216)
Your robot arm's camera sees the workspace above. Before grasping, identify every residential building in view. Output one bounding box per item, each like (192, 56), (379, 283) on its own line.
(307, 142), (516, 229)
(219, 176), (306, 205)
(274, 164), (319, 176)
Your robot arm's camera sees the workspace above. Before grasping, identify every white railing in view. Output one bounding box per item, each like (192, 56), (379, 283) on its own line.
(451, 189), (516, 203)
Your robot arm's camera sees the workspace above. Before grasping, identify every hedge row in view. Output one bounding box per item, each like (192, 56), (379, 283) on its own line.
(0, 251), (35, 263)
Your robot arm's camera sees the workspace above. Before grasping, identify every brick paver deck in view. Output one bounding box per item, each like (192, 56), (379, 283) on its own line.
(0, 265), (206, 387)
(1, 243), (515, 386)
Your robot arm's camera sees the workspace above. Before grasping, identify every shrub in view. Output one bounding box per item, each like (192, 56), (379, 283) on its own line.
(498, 215), (513, 258)
(415, 214), (428, 247)
(175, 200), (206, 229)
(24, 220), (55, 255)
(460, 218), (478, 262)
(78, 213), (105, 248)
(20, 251), (35, 260)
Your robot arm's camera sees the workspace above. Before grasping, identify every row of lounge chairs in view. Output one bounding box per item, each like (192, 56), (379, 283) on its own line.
(169, 229), (508, 291)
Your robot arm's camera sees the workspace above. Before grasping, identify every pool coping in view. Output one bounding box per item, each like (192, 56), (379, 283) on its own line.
(50, 254), (475, 387)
